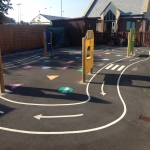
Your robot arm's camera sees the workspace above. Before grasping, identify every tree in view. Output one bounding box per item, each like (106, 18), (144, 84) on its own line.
(20, 21), (29, 25)
(8, 17), (15, 23)
(0, 0), (13, 14)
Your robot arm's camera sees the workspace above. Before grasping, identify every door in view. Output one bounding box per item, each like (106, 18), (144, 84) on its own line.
(112, 22), (116, 32)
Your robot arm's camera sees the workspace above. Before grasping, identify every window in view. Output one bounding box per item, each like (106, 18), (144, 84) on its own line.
(104, 10), (116, 21)
(126, 21), (136, 31)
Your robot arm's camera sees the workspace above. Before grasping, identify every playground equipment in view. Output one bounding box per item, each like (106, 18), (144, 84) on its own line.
(0, 48), (5, 93)
(43, 30), (52, 57)
(82, 30), (94, 83)
(127, 28), (135, 57)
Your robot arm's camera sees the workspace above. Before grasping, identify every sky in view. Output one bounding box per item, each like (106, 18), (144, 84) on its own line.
(6, 0), (92, 23)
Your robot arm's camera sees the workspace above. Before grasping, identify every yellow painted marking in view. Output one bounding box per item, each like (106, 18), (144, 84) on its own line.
(47, 75), (59, 80)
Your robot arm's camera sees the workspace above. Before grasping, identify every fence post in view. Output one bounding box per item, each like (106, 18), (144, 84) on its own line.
(43, 32), (47, 57)
(82, 37), (86, 83)
(50, 32), (53, 55)
(0, 48), (5, 93)
(127, 33), (130, 57)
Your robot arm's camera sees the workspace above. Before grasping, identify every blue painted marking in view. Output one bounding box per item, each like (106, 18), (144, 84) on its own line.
(102, 58), (110, 61)
(75, 57), (81, 59)
(42, 66), (51, 70)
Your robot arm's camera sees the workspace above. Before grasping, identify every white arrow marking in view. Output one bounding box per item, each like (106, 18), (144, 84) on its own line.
(34, 114), (83, 120)
(100, 81), (106, 96)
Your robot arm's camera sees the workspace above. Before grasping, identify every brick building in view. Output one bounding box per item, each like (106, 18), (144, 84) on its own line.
(84, 0), (150, 32)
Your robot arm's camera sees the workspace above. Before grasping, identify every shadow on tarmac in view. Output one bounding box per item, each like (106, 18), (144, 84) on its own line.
(4, 86), (111, 105)
(92, 73), (150, 89)
(0, 104), (15, 118)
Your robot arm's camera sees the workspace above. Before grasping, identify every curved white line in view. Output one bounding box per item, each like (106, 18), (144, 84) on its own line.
(0, 50), (148, 134)
(0, 55), (134, 106)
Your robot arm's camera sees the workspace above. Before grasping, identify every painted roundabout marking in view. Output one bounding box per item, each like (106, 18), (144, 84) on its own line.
(0, 50), (149, 134)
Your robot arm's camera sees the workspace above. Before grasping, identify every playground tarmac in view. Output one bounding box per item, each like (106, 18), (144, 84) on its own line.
(0, 45), (150, 150)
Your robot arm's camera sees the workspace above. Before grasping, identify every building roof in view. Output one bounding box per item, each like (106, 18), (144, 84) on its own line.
(40, 14), (67, 21)
(85, 0), (148, 17)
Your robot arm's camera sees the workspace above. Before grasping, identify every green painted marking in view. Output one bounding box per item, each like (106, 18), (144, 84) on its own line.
(43, 60), (51, 62)
(58, 87), (73, 94)
(115, 54), (123, 57)
(77, 68), (82, 72)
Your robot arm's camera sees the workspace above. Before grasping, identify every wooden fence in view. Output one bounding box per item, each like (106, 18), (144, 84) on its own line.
(0, 25), (49, 54)
(95, 32), (150, 46)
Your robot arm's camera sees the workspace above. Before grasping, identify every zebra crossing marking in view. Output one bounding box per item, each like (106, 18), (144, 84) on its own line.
(105, 64), (126, 71)
(105, 64), (114, 69)
(117, 66), (125, 71)
(111, 65), (119, 70)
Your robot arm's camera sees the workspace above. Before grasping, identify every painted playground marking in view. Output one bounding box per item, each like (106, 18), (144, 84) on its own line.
(9, 84), (24, 90)
(23, 66), (34, 69)
(0, 50), (148, 134)
(42, 66), (51, 70)
(47, 75), (59, 80)
(131, 67), (138, 71)
(34, 114), (83, 120)
(60, 66), (69, 70)
(58, 87), (73, 94)
(0, 56), (135, 106)
(102, 58), (110, 61)
(0, 111), (4, 114)
(77, 68), (82, 72)
(67, 61), (75, 64)
(98, 63), (104, 67)
(75, 57), (81, 59)
(115, 54), (123, 57)
(43, 60), (51, 63)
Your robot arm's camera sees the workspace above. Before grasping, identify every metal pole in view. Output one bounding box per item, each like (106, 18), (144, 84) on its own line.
(17, 4), (19, 24)
(20, 4), (21, 23)
(61, 0), (62, 17)
(50, 7), (51, 15)
(0, 48), (5, 93)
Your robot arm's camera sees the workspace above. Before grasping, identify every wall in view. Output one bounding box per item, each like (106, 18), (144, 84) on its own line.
(118, 18), (147, 32)
(0, 25), (49, 54)
(52, 18), (96, 46)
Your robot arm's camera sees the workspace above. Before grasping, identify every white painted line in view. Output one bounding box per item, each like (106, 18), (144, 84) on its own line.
(100, 81), (106, 96)
(117, 66), (125, 71)
(3, 56), (49, 69)
(105, 64), (114, 69)
(0, 111), (4, 114)
(129, 58), (139, 61)
(3, 56), (41, 67)
(0, 55), (135, 107)
(34, 114), (83, 120)
(0, 51), (141, 134)
(111, 65), (119, 70)
(2, 49), (42, 57)
(3, 53), (43, 66)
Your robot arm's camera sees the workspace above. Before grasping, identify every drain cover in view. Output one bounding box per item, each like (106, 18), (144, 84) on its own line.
(140, 115), (150, 123)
